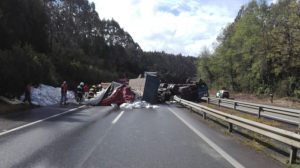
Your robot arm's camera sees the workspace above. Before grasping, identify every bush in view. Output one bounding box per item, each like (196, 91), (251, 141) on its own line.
(294, 90), (300, 99)
(264, 87), (271, 95)
(256, 86), (265, 95)
(0, 44), (55, 96)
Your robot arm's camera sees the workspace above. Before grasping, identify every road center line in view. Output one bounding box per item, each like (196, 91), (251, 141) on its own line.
(168, 107), (245, 168)
(0, 105), (86, 137)
(112, 111), (124, 124)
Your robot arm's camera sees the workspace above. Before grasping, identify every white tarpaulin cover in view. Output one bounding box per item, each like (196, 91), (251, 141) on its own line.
(21, 84), (76, 106)
(83, 89), (107, 105)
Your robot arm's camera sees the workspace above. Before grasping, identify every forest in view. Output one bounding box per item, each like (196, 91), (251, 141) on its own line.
(197, 0), (300, 98)
(0, 0), (197, 97)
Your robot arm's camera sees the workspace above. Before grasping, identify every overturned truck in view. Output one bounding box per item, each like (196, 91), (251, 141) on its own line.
(129, 74), (209, 103)
(157, 79), (209, 103)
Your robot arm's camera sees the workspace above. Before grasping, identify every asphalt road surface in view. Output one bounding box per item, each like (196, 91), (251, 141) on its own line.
(0, 104), (284, 168)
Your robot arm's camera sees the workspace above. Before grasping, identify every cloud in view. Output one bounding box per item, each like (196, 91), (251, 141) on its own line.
(91, 0), (273, 56)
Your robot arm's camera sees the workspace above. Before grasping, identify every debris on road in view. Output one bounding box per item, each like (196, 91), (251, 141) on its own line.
(16, 75), (208, 107)
(120, 101), (159, 110)
(14, 76), (208, 107)
(99, 82), (135, 106)
(83, 89), (106, 106)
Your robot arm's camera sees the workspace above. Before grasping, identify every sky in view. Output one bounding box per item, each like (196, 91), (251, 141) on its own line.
(91, 0), (276, 57)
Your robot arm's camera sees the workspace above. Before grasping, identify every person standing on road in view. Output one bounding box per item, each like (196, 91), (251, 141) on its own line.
(23, 83), (32, 105)
(60, 81), (68, 105)
(76, 82), (84, 103)
(83, 84), (89, 98)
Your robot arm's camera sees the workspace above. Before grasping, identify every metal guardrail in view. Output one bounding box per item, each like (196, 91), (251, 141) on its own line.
(174, 96), (300, 164)
(201, 97), (300, 127)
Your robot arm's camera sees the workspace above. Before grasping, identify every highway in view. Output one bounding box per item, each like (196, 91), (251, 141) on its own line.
(0, 104), (284, 168)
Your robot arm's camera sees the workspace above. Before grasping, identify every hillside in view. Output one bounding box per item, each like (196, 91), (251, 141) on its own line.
(197, 0), (300, 98)
(0, 0), (196, 96)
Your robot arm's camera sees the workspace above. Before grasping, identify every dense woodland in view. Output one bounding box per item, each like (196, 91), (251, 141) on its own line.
(197, 0), (300, 98)
(0, 0), (196, 96)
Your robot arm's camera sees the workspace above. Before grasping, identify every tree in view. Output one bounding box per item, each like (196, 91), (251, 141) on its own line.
(197, 0), (300, 97)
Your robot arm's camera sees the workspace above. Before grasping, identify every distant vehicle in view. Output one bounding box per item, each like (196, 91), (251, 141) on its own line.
(216, 89), (229, 99)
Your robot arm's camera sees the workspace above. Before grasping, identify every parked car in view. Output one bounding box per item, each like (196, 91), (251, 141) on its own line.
(216, 89), (230, 99)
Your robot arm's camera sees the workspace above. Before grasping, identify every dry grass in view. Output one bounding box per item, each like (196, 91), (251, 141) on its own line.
(241, 139), (264, 152)
(209, 90), (300, 109)
(0, 101), (31, 114)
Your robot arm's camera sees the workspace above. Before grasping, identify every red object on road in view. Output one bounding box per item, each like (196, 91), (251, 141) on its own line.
(99, 83), (135, 106)
(100, 87), (124, 106)
(123, 86), (135, 103)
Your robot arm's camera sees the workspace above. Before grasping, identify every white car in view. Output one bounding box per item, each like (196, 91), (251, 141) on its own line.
(216, 90), (230, 98)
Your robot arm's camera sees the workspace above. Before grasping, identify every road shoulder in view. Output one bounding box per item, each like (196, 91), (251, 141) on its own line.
(168, 103), (285, 168)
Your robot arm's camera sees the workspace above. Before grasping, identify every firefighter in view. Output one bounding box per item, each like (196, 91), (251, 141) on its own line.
(76, 82), (84, 103)
(88, 85), (96, 99)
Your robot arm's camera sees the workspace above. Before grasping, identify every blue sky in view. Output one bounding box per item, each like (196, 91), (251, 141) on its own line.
(91, 0), (276, 56)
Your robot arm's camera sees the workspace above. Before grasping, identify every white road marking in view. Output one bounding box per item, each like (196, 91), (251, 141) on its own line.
(0, 105), (86, 137)
(168, 107), (245, 168)
(76, 124), (114, 168)
(77, 110), (125, 167)
(112, 111), (124, 124)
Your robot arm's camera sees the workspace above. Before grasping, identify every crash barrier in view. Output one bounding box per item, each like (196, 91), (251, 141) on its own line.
(174, 96), (300, 164)
(202, 97), (300, 127)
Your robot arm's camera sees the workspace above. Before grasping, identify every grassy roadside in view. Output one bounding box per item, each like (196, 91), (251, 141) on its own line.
(0, 101), (33, 114)
(209, 90), (300, 109)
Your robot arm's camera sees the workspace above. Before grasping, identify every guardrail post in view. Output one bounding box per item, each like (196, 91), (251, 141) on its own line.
(218, 99), (221, 107)
(207, 98), (210, 104)
(289, 146), (297, 164)
(203, 112), (207, 120)
(258, 107), (263, 118)
(233, 102), (237, 110)
(228, 123), (233, 132)
(298, 113), (300, 134)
